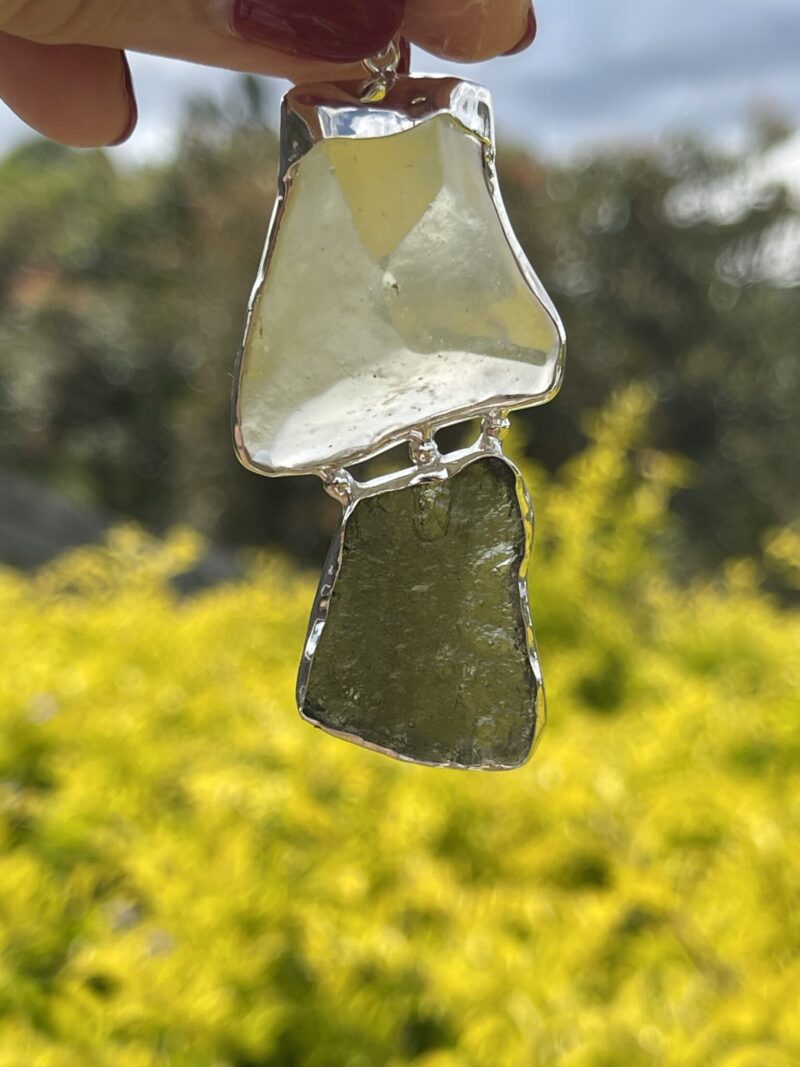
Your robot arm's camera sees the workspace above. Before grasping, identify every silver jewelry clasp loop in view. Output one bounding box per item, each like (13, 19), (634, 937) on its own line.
(360, 38), (402, 102)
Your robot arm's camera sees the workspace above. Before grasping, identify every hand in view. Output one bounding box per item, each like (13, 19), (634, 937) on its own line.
(0, 1), (535, 148)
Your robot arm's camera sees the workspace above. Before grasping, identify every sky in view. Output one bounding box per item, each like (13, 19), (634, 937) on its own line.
(0, 0), (799, 160)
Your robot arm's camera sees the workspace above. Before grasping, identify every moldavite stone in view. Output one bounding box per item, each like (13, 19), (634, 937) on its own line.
(301, 457), (541, 769)
(237, 110), (562, 475)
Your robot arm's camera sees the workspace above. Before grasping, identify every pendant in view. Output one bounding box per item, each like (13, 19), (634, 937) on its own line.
(232, 52), (565, 769)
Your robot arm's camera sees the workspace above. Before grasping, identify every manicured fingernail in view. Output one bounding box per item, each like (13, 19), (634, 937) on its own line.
(108, 51), (137, 146)
(231, 0), (405, 63)
(502, 7), (537, 56)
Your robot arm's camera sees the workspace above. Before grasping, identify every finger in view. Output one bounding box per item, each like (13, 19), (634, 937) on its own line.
(0, 0), (394, 82)
(0, 33), (136, 146)
(402, 0), (536, 62)
(229, 0), (404, 63)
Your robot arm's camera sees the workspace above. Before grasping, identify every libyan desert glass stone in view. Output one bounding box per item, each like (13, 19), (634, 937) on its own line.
(236, 97), (563, 475)
(300, 456), (542, 769)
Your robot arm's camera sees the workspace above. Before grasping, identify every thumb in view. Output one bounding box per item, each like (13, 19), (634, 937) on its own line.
(0, 33), (136, 146)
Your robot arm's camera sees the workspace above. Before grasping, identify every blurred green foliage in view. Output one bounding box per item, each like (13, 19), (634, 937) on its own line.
(1, 391), (798, 1065)
(0, 87), (798, 578)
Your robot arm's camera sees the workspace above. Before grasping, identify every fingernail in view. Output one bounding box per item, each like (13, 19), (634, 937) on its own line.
(231, 0), (405, 63)
(502, 7), (537, 56)
(108, 51), (137, 146)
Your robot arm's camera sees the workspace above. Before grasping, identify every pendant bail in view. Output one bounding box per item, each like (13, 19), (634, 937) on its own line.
(360, 38), (402, 101)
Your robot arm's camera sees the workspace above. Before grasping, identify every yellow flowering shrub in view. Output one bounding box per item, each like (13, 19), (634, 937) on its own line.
(1, 389), (798, 1066)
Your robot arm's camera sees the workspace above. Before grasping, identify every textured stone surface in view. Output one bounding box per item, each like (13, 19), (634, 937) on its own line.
(301, 457), (540, 768)
(238, 113), (562, 473)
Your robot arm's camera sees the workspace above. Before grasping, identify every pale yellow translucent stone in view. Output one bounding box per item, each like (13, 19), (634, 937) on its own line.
(237, 114), (562, 474)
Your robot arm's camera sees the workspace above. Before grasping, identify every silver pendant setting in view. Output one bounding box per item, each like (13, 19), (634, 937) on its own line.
(232, 71), (565, 769)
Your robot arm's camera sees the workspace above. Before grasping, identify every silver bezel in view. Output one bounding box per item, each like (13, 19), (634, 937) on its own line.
(296, 436), (546, 770)
(232, 76), (566, 479)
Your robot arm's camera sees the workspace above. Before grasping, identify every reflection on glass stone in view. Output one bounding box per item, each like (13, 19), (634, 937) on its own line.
(300, 457), (541, 769)
(237, 112), (563, 475)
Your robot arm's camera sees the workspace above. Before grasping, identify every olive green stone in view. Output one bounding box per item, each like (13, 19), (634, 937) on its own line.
(300, 457), (541, 768)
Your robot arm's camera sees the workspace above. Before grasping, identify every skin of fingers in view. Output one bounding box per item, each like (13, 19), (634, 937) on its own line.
(401, 0), (534, 61)
(0, 0), (532, 77)
(0, 0), (370, 81)
(0, 32), (134, 145)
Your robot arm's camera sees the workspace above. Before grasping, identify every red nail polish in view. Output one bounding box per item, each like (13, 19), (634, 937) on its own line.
(231, 0), (405, 63)
(502, 7), (537, 56)
(108, 51), (137, 146)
